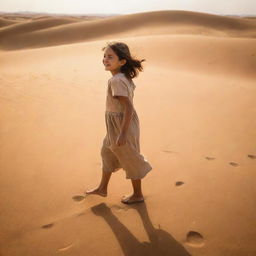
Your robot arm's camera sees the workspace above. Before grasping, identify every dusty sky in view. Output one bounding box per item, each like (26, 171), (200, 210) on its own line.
(1, 0), (255, 15)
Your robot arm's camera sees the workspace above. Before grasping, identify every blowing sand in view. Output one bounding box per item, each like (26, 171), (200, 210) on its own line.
(0, 10), (256, 256)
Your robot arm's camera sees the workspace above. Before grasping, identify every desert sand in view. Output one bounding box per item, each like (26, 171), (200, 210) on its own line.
(0, 10), (256, 256)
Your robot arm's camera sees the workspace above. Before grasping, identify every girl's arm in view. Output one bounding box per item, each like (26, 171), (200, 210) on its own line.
(115, 95), (134, 134)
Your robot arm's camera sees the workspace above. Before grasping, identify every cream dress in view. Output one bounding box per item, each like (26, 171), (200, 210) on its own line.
(101, 72), (152, 179)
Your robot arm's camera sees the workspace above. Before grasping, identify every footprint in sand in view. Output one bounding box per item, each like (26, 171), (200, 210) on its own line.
(229, 162), (239, 167)
(175, 181), (184, 186)
(76, 211), (86, 217)
(41, 223), (54, 229)
(185, 231), (204, 247)
(111, 205), (128, 212)
(248, 154), (256, 159)
(161, 150), (178, 154)
(72, 195), (87, 202)
(58, 243), (75, 252)
(205, 156), (215, 160)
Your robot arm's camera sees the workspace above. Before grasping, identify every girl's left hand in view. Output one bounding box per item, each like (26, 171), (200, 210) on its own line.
(116, 132), (127, 146)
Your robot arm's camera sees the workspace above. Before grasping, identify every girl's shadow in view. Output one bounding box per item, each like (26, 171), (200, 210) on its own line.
(91, 202), (191, 256)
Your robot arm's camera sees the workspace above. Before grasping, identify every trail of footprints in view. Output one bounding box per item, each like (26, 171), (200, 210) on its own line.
(167, 151), (256, 248)
(40, 152), (256, 251)
(204, 153), (256, 167)
(172, 153), (256, 187)
(162, 149), (256, 168)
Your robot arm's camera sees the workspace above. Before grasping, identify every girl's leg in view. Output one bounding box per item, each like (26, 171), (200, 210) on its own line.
(121, 179), (144, 204)
(85, 170), (112, 197)
(131, 179), (143, 197)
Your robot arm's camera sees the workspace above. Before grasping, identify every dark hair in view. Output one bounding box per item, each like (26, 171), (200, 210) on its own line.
(102, 41), (145, 80)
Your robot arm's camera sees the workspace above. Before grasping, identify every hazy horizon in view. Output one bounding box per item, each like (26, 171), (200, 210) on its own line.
(0, 10), (255, 17)
(1, 0), (256, 16)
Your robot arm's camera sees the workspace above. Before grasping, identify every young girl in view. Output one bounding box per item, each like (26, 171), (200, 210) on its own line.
(85, 41), (152, 204)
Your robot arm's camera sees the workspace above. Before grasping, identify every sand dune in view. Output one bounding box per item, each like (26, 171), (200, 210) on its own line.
(0, 10), (256, 50)
(0, 17), (84, 38)
(0, 15), (32, 20)
(0, 17), (19, 27)
(0, 34), (255, 81)
(1, 10), (256, 256)
(32, 15), (54, 20)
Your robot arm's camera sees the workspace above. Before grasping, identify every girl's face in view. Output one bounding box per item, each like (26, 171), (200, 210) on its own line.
(103, 47), (126, 74)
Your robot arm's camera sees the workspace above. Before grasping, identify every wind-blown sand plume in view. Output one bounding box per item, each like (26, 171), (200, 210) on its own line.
(0, 9), (256, 256)
(0, 10), (256, 50)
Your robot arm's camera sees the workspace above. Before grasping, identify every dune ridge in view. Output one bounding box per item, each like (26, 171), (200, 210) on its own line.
(0, 10), (256, 50)
(0, 34), (255, 81)
(0, 17), (83, 37)
(0, 17), (19, 27)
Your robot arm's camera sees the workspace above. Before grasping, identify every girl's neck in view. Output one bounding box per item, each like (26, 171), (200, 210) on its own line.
(111, 71), (122, 77)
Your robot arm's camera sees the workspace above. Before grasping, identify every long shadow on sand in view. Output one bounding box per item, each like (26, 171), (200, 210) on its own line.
(91, 202), (191, 256)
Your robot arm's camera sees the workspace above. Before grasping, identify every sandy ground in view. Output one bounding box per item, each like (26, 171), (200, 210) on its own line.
(0, 10), (256, 256)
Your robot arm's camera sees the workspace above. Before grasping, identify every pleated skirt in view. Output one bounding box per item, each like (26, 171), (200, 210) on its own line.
(100, 110), (152, 179)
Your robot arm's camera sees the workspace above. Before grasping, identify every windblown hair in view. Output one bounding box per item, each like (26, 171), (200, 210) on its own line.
(102, 41), (145, 80)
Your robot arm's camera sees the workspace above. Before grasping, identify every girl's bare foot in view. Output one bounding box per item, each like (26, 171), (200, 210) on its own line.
(85, 187), (107, 197)
(121, 194), (144, 204)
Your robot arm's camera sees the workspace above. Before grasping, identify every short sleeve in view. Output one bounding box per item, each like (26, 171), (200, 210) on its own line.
(110, 77), (129, 97)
